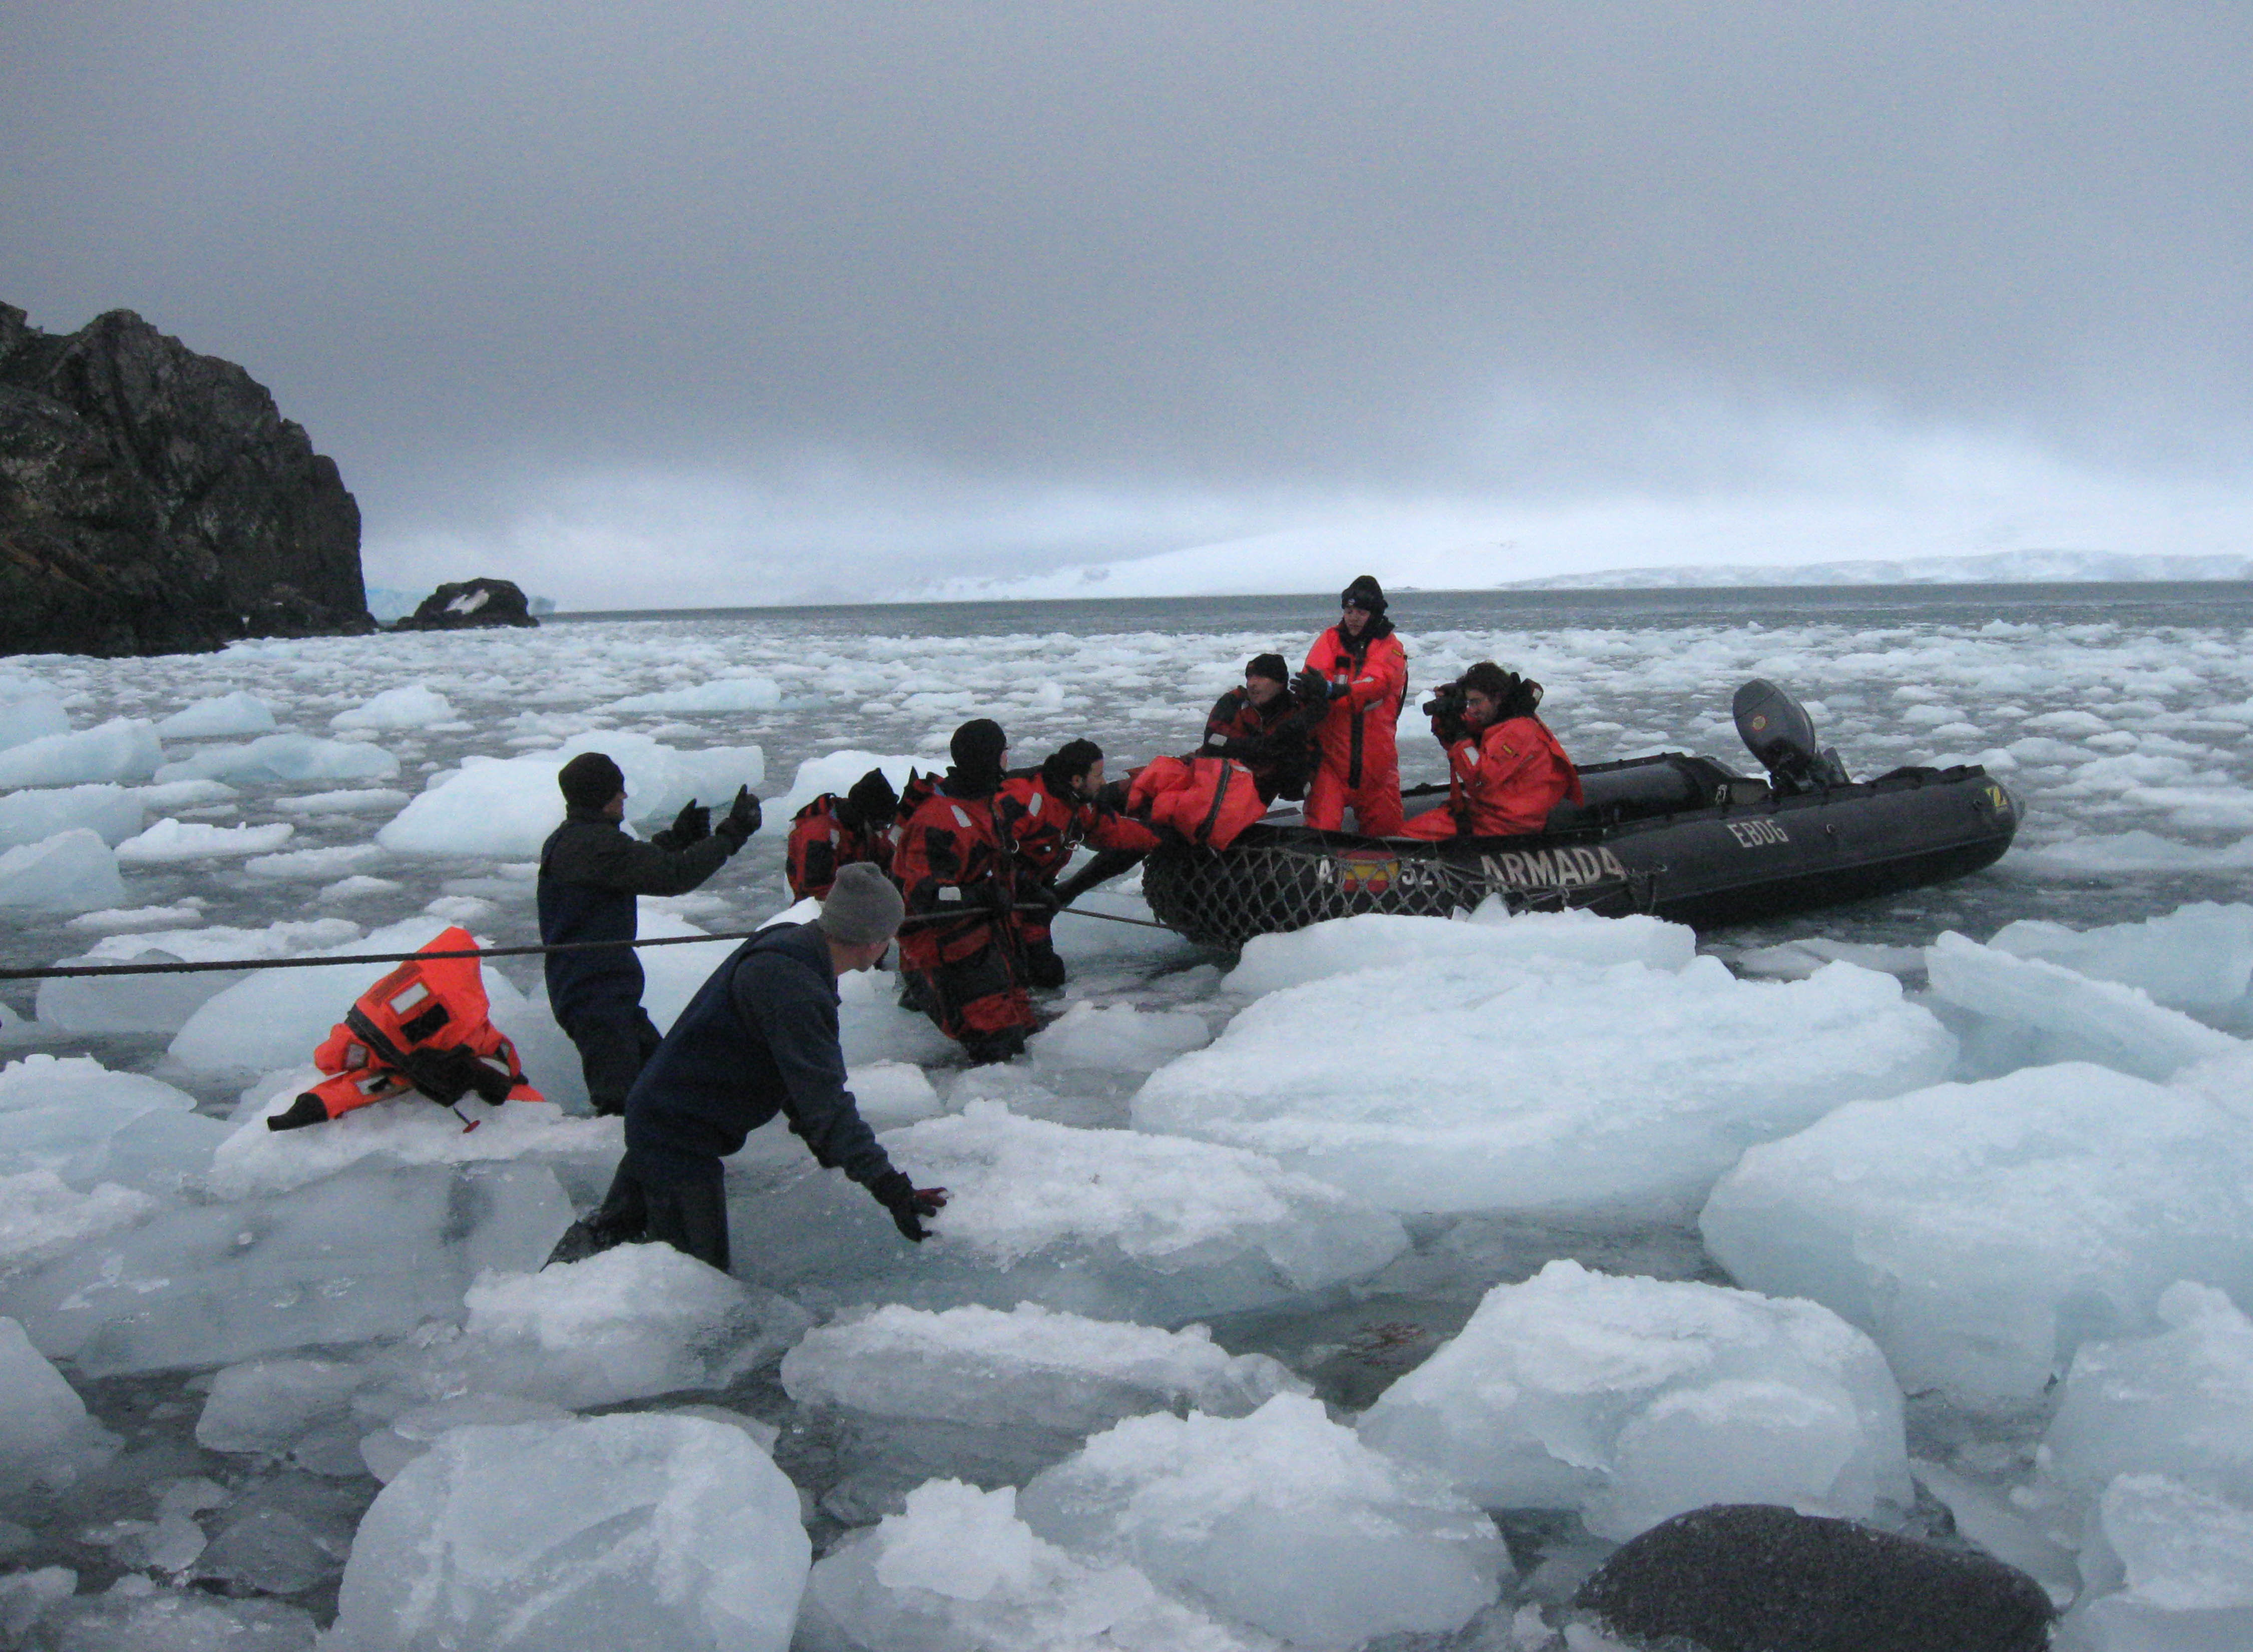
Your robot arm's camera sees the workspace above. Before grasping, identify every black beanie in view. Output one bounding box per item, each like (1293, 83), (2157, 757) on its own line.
(949, 718), (1008, 787)
(1041, 738), (1103, 795)
(846, 767), (898, 824)
(558, 751), (625, 811)
(1340, 574), (1387, 615)
(1247, 652), (1289, 684)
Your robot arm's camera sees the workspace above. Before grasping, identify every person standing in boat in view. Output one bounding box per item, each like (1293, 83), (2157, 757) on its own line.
(1201, 652), (1318, 804)
(1402, 661), (1583, 839)
(1296, 576), (1409, 836)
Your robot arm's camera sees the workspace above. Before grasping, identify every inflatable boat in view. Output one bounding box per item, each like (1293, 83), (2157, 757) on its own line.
(1142, 679), (2019, 947)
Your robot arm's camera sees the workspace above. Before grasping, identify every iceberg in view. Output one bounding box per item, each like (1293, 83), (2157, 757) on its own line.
(1357, 1259), (1911, 1540)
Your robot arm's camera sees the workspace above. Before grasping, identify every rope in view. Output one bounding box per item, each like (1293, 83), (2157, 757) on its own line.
(0, 902), (1173, 983)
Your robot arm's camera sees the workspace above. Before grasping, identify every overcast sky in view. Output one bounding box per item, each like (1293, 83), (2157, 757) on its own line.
(6, 3), (2249, 605)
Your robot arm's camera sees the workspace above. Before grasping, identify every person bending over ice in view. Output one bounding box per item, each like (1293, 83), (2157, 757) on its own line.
(538, 751), (761, 1116)
(1402, 661), (1583, 839)
(995, 739), (1159, 988)
(546, 862), (947, 1270)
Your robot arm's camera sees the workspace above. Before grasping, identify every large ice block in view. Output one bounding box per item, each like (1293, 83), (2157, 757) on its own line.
(730, 1102), (1409, 1325)
(1988, 902), (2253, 1029)
(1358, 1259), (1911, 1540)
(1136, 947), (1954, 1214)
(781, 1302), (1305, 1435)
(1222, 906), (1696, 1000)
(1017, 1392), (1506, 1647)
(329, 1414), (809, 1652)
(2045, 1282), (2253, 1507)
(0, 1316), (115, 1495)
(3, 1160), (571, 1375)
(154, 732), (400, 785)
(1701, 1062), (2253, 1402)
(0, 782), (144, 849)
(0, 1054), (225, 1192)
(0, 829), (127, 914)
(1927, 930), (2242, 1081)
(0, 718), (162, 788)
(803, 1479), (1279, 1652)
(2061, 1474), (2253, 1652)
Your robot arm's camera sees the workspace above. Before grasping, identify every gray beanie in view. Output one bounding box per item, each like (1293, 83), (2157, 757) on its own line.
(819, 862), (905, 947)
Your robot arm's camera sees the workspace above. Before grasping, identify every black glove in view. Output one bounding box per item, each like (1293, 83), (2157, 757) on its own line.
(713, 785), (762, 848)
(1292, 666), (1331, 707)
(869, 1169), (949, 1242)
(401, 1044), (509, 1106)
(1021, 881), (1062, 919)
(1094, 778), (1131, 813)
(667, 797), (710, 845)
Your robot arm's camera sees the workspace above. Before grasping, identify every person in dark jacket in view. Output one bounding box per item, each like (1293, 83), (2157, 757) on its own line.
(537, 751), (761, 1116)
(1202, 652), (1317, 803)
(545, 862), (947, 1271)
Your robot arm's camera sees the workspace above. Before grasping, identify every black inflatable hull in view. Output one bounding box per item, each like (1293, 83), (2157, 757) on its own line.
(1143, 756), (2019, 948)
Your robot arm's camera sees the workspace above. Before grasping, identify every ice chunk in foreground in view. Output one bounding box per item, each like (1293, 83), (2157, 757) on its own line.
(154, 732), (400, 785)
(391, 1244), (813, 1410)
(196, 1357), (370, 1472)
(1028, 1000), (1208, 1071)
(3, 1161), (571, 1375)
(1137, 945), (1954, 1215)
(1018, 1392), (1506, 1646)
(209, 1079), (616, 1198)
(2061, 1474), (2253, 1652)
(2045, 1282), (2253, 1506)
(156, 691), (277, 738)
(1357, 1260), (1911, 1540)
(1222, 906), (1696, 999)
(0, 782), (144, 848)
(804, 1479), (1279, 1652)
(1701, 1062), (2253, 1402)
(0, 1054), (225, 1192)
(116, 817), (294, 862)
(0, 687), (70, 749)
(26, 1584), (317, 1650)
(783, 1302), (1305, 1435)
(357, 1394), (572, 1484)
(1989, 901), (2253, 1031)
(0, 718), (162, 788)
(331, 683), (455, 729)
(329, 1414), (809, 1652)
(732, 1102), (1409, 1325)
(0, 1316), (116, 1494)
(0, 1169), (156, 1271)
(0, 829), (126, 914)
(1927, 930), (2242, 1081)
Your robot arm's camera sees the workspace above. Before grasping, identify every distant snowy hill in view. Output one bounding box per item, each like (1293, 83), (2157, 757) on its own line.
(1504, 550), (2252, 589)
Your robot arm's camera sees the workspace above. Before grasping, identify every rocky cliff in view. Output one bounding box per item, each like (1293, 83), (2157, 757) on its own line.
(0, 302), (371, 656)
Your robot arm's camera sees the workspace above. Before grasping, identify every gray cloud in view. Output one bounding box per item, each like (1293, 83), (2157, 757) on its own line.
(6, 3), (2249, 598)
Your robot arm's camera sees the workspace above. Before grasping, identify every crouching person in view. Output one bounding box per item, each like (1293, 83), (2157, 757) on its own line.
(545, 862), (947, 1271)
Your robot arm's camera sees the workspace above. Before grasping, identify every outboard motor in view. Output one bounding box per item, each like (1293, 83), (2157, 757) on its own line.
(1733, 679), (1851, 794)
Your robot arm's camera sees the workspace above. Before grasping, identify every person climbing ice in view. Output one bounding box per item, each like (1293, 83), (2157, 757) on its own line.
(545, 861), (947, 1270)
(537, 751), (761, 1116)
(1297, 575), (1409, 836)
(1401, 661), (1583, 839)
(994, 738), (1159, 988)
(892, 718), (1039, 1062)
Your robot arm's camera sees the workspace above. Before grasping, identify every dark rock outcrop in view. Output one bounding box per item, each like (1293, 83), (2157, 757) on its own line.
(1575, 1504), (2054, 1652)
(0, 301), (371, 656)
(393, 577), (538, 630)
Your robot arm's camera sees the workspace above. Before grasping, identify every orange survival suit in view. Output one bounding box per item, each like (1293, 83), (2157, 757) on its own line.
(1125, 755), (1268, 850)
(267, 926), (541, 1130)
(892, 730), (1038, 1063)
(785, 794), (895, 901)
(995, 763), (1160, 986)
(1403, 714), (1584, 839)
(1301, 617), (1408, 836)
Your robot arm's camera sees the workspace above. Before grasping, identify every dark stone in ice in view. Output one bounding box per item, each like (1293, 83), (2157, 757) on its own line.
(1574, 1503), (2055, 1652)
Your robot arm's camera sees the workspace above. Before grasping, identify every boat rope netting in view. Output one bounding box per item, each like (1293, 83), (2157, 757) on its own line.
(1142, 833), (1654, 950)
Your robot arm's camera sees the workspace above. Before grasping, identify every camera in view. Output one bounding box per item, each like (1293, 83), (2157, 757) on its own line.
(1421, 682), (1467, 719)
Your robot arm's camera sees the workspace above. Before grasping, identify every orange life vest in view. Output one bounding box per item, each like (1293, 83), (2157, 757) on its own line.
(272, 926), (542, 1129)
(1126, 755), (1267, 850)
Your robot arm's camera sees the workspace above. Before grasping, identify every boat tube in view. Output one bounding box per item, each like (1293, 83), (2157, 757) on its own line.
(1142, 679), (2018, 947)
